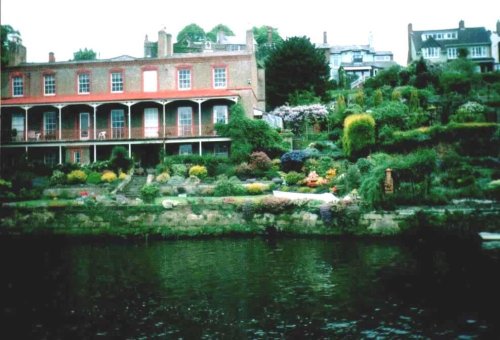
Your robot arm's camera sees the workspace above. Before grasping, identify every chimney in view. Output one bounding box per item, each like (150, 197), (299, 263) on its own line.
(49, 52), (55, 63)
(407, 23), (413, 65)
(158, 29), (167, 57)
(497, 20), (500, 34)
(323, 31), (328, 45)
(267, 26), (273, 44)
(246, 29), (255, 53)
(166, 33), (172, 56)
(459, 20), (465, 30)
(217, 29), (225, 44)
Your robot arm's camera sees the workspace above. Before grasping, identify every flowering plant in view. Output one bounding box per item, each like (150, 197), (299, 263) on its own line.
(271, 104), (328, 134)
(304, 171), (328, 188)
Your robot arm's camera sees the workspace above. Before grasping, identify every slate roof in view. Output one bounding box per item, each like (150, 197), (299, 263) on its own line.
(411, 27), (491, 51)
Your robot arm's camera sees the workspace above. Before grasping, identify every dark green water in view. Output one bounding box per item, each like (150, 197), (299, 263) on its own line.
(1, 237), (499, 339)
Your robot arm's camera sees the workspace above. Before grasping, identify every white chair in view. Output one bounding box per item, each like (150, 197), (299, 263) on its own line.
(98, 131), (106, 140)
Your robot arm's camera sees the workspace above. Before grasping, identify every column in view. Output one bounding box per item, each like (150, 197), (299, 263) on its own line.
(197, 100), (202, 136)
(126, 102), (132, 139)
(199, 141), (202, 156)
(128, 143), (132, 158)
(23, 106), (29, 142)
(162, 101), (166, 138)
(92, 104), (97, 162)
(56, 105), (63, 140)
(59, 145), (62, 164)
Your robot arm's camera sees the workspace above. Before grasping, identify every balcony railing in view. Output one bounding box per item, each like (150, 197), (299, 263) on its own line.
(2, 124), (218, 143)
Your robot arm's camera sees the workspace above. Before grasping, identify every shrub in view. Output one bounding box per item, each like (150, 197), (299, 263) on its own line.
(259, 196), (293, 214)
(284, 171), (305, 185)
(86, 171), (102, 185)
(247, 182), (267, 195)
(67, 170), (87, 184)
(280, 149), (317, 172)
(156, 172), (170, 183)
(249, 151), (272, 171)
(235, 162), (253, 179)
(213, 176), (246, 196)
(241, 200), (255, 221)
(118, 171), (127, 180)
(101, 171), (117, 183)
(189, 165), (208, 179)
(450, 101), (486, 123)
(50, 170), (66, 186)
(140, 183), (160, 203)
(110, 146), (133, 172)
(342, 113), (375, 157)
(371, 101), (409, 131)
(171, 164), (187, 177)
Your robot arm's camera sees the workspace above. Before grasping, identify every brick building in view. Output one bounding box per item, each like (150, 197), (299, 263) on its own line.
(0, 29), (265, 168)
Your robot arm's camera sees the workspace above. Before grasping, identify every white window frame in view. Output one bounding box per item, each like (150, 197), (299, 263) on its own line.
(178, 68), (191, 90)
(213, 67), (227, 88)
(111, 109), (125, 139)
(178, 107), (192, 136)
(422, 47), (440, 59)
(111, 72), (123, 93)
(44, 74), (55, 96)
(74, 151), (81, 164)
(179, 144), (193, 155)
(79, 112), (90, 140)
(470, 46), (486, 58)
(213, 105), (228, 124)
(447, 48), (457, 59)
(12, 76), (24, 97)
(143, 70), (158, 92)
(43, 112), (57, 137)
(78, 73), (90, 94)
(12, 113), (25, 141)
(144, 108), (159, 138)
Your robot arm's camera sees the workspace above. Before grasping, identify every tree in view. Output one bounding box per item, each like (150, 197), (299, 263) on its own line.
(1, 25), (22, 67)
(207, 24), (234, 42)
(174, 23), (206, 53)
(265, 36), (332, 109)
(73, 48), (97, 61)
(342, 114), (375, 158)
(252, 25), (283, 67)
(215, 103), (286, 163)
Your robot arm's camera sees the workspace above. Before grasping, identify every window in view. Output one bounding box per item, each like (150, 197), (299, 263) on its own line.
(178, 68), (191, 90)
(111, 109), (125, 139)
(144, 108), (159, 137)
(422, 47), (440, 58)
(213, 67), (227, 88)
(44, 152), (57, 167)
(353, 52), (362, 63)
(447, 48), (457, 59)
(213, 105), (228, 124)
(74, 151), (81, 164)
(178, 107), (192, 136)
(470, 46), (486, 57)
(111, 72), (123, 92)
(78, 73), (90, 94)
(44, 112), (57, 138)
(214, 143), (228, 156)
(179, 144), (193, 155)
(12, 76), (24, 97)
(44, 74), (55, 95)
(143, 70), (158, 92)
(12, 113), (24, 141)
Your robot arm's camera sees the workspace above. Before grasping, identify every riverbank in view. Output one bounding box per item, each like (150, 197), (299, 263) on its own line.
(1, 197), (499, 239)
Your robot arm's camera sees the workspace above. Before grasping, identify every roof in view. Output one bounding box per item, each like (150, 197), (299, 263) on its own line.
(411, 26), (491, 51)
(1, 89), (239, 106)
(341, 60), (398, 69)
(330, 45), (375, 54)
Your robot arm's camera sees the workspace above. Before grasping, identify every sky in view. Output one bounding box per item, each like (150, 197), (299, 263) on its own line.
(1, 0), (499, 66)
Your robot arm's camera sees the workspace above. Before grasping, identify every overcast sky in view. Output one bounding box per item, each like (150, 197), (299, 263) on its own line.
(1, 0), (498, 65)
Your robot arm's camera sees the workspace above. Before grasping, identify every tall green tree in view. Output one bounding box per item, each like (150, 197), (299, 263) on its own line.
(265, 36), (332, 109)
(252, 26), (283, 67)
(73, 48), (97, 61)
(207, 24), (234, 42)
(174, 23), (206, 53)
(1, 25), (21, 67)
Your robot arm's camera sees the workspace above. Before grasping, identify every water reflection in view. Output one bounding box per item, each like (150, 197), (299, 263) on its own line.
(1, 237), (499, 338)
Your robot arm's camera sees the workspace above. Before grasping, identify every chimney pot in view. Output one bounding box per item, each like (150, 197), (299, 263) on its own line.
(459, 20), (465, 30)
(49, 52), (55, 63)
(323, 31), (328, 44)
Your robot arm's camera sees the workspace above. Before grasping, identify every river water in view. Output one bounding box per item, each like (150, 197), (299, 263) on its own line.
(1, 236), (499, 339)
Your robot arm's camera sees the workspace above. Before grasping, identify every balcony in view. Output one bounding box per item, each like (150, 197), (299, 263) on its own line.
(2, 124), (218, 143)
